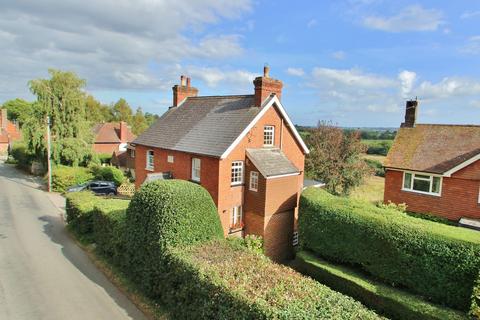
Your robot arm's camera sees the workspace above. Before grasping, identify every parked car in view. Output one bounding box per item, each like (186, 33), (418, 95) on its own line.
(67, 181), (117, 195)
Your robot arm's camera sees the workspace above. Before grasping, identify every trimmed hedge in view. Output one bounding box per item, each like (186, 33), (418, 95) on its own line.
(52, 165), (94, 193)
(90, 165), (125, 186)
(161, 240), (382, 320)
(65, 191), (98, 236)
(124, 179), (224, 296)
(299, 188), (480, 311)
(92, 199), (130, 267)
(10, 142), (34, 169)
(472, 272), (480, 318)
(294, 251), (467, 320)
(65, 180), (383, 319)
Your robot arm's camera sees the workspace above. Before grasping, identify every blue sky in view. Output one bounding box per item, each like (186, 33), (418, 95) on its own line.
(1, 0), (480, 127)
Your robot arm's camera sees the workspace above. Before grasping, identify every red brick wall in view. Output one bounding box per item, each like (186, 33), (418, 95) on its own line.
(93, 143), (120, 154)
(384, 169), (480, 220)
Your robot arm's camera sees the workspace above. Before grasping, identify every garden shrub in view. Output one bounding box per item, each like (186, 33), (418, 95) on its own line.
(162, 240), (382, 320)
(364, 158), (385, 177)
(299, 188), (480, 311)
(124, 179), (224, 296)
(363, 140), (392, 156)
(51, 165), (94, 193)
(227, 234), (264, 254)
(65, 191), (98, 236)
(92, 199), (130, 267)
(10, 141), (34, 169)
(471, 272), (480, 319)
(295, 251), (467, 320)
(90, 165), (125, 186)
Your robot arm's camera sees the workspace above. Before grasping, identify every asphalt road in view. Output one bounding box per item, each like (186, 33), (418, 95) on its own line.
(0, 162), (147, 320)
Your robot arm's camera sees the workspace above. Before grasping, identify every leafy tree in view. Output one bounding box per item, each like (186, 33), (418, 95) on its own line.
(112, 98), (133, 124)
(144, 112), (159, 126)
(25, 69), (93, 166)
(85, 95), (112, 124)
(131, 107), (149, 135)
(305, 121), (371, 195)
(1, 98), (33, 126)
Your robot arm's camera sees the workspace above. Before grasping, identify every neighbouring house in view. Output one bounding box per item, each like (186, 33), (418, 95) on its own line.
(384, 100), (480, 221)
(92, 121), (136, 154)
(111, 143), (136, 179)
(132, 67), (309, 261)
(0, 109), (21, 155)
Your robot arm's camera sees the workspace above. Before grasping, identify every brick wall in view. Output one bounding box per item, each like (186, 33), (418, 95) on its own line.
(384, 169), (480, 220)
(93, 143), (119, 154)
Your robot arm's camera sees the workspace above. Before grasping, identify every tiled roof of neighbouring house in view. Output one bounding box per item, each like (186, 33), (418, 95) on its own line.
(133, 95), (260, 157)
(93, 122), (136, 143)
(385, 124), (480, 174)
(246, 148), (299, 178)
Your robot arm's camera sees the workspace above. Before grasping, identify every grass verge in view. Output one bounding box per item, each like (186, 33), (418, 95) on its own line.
(67, 227), (169, 320)
(293, 251), (467, 320)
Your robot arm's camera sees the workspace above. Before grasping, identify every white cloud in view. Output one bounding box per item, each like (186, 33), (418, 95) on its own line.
(417, 77), (480, 99)
(312, 67), (396, 88)
(307, 19), (318, 28)
(461, 11), (480, 19)
(398, 70), (417, 98)
(183, 66), (256, 88)
(363, 5), (443, 32)
(332, 51), (346, 60)
(286, 67), (305, 77)
(460, 36), (480, 55)
(469, 100), (480, 108)
(0, 0), (252, 99)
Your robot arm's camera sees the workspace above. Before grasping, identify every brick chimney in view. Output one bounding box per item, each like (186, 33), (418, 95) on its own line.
(119, 121), (128, 142)
(172, 75), (198, 107)
(253, 65), (283, 107)
(401, 100), (418, 128)
(1, 109), (7, 130)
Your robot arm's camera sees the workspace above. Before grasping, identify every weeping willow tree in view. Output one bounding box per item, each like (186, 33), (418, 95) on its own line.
(24, 69), (93, 166)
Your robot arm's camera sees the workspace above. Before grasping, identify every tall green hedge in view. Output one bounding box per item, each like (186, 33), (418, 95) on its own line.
(92, 199), (130, 267)
(52, 165), (94, 193)
(65, 191), (98, 236)
(299, 188), (480, 311)
(124, 179), (224, 296)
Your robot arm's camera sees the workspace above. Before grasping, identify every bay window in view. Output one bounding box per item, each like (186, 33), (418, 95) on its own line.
(403, 172), (441, 195)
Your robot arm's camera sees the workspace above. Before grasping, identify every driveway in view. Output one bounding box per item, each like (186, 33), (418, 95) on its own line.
(0, 161), (147, 320)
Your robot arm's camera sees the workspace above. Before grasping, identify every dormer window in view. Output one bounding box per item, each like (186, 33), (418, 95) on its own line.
(264, 125), (274, 146)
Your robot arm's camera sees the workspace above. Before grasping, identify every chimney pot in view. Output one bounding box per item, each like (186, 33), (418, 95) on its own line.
(401, 99), (418, 128)
(180, 75), (186, 86)
(186, 77), (191, 88)
(172, 75), (199, 107)
(264, 64), (270, 78)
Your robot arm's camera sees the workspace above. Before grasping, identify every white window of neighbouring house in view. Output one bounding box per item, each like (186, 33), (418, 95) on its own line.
(130, 149), (135, 158)
(167, 155), (174, 163)
(263, 125), (274, 146)
(191, 158), (201, 182)
(230, 205), (243, 230)
(249, 171), (259, 191)
(231, 161), (244, 185)
(146, 150), (154, 170)
(402, 172), (442, 195)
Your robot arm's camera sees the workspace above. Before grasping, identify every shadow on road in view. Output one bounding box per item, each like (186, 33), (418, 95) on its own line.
(38, 214), (146, 320)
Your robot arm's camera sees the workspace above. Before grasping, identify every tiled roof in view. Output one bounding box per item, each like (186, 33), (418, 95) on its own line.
(385, 124), (480, 174)
(246, 148), (299, 178)
(133, 95), (259, 157)
(93, 122), (136, 144)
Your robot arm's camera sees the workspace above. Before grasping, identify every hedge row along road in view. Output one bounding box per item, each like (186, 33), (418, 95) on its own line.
(0, 161), (146, 320)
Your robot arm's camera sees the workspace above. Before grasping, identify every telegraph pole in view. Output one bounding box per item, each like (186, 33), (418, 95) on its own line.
(46, 116), (52, 192)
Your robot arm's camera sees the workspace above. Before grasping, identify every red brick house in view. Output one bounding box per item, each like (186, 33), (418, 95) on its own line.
(132, 68), (309, 261)
(92, 121), (136, 154)
(384, 100), (480, 221)
(0, 109), (21, 155)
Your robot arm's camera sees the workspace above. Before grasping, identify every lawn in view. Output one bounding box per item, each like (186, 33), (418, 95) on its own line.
(350, 175), (385, 204)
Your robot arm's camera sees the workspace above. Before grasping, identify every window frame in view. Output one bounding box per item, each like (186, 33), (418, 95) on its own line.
(249, 171), (259, 191)
(292, 231), (299, 246)
(130, 149), (135, 158)
(230, 205), (243, 230)
(402, 171), (442, 196)
(191, 157), (201, 182)
(146, 150), (154, 171)
(263, 125), (275, 147)
(167, 155), (174, 163)
(231, 161), (244, 186)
